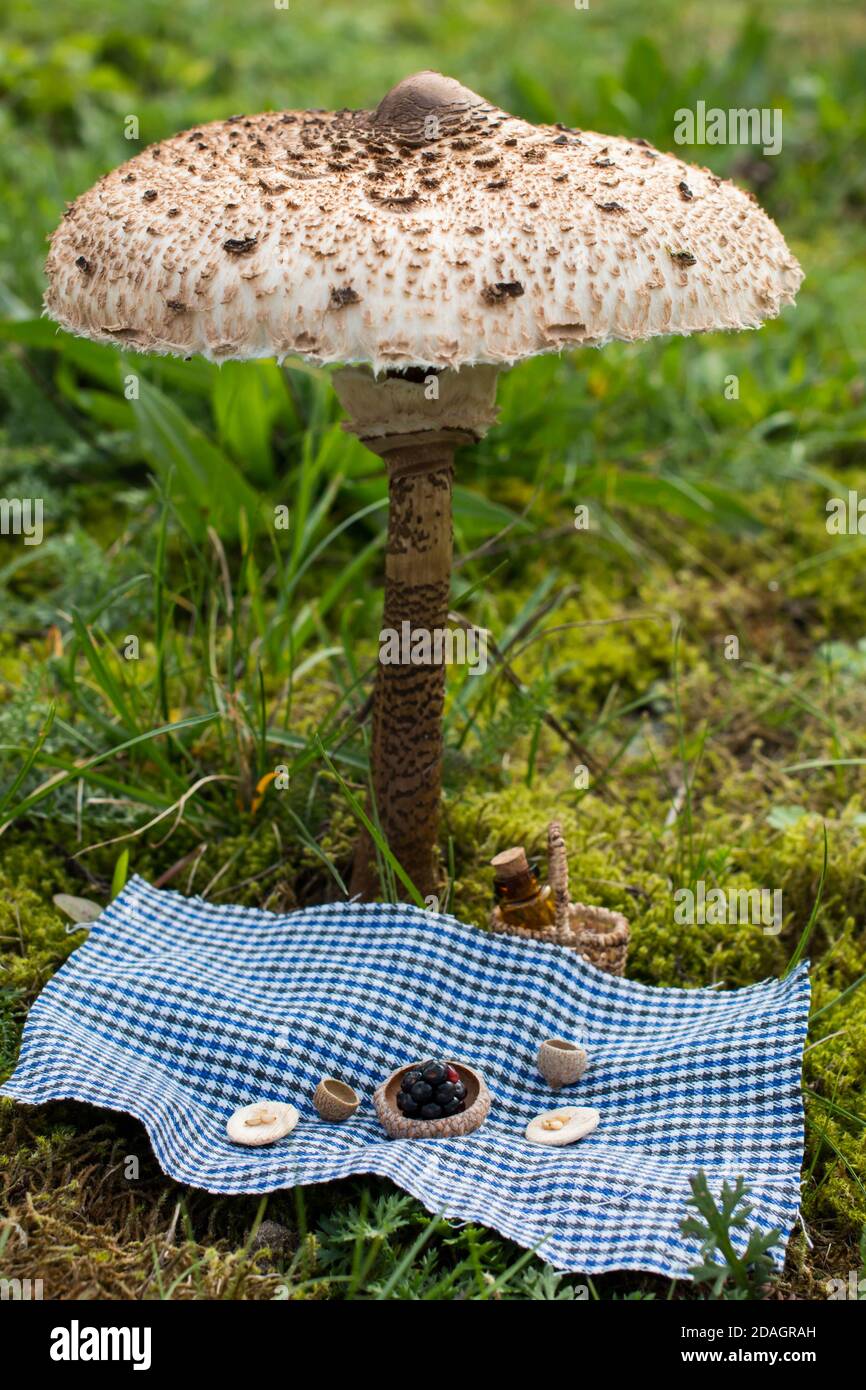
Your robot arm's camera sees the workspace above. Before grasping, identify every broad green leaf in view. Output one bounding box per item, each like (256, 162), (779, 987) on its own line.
(211, 360), (292, 485)
(452, 485), (533, 536)
(0, 318), (124, 390)
(581, 468), (763, 534)
(130, 378), (264, 541)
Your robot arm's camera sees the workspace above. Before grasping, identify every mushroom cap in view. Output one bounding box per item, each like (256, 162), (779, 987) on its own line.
(45, 71), (803, 371)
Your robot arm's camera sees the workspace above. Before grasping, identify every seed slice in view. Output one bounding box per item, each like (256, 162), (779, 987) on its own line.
(525, 1106), (600, 1147)
(226, 1100), (300, 1146)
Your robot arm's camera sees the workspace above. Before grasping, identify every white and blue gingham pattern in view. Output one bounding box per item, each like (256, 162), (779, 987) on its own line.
(2, 876), (810, 1276)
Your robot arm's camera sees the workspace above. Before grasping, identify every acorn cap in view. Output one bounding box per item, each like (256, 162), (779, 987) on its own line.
(44, 71), (802, 371)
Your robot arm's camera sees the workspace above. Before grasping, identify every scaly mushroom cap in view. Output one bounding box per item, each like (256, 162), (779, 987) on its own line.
(45, 70), (803, 371)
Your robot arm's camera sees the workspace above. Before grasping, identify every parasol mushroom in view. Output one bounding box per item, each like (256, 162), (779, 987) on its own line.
(44, 70), (803, 902)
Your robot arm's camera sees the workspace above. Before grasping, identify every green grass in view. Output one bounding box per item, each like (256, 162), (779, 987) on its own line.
(2, 0), (866, 1298)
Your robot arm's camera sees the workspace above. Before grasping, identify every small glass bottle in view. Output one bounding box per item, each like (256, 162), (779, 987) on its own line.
(491, 846), (557, 930)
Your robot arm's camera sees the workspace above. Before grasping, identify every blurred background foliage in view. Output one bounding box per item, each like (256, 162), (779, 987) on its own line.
(1, 0), (866, 1298)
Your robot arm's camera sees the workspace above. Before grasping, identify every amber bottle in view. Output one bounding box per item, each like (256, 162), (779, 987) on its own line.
(490, 846), (557, 930)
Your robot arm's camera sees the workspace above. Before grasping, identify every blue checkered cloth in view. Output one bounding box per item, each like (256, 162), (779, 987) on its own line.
(2, 876), (810, 1276)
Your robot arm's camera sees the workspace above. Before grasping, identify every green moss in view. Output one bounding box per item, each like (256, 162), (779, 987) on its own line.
(0, 845), (79, 1006)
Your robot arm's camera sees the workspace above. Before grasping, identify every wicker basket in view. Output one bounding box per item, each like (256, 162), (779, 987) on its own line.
(488, 822), (630, 977)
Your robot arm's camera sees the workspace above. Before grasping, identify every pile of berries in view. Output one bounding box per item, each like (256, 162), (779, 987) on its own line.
(396, 1060), (467, 1121)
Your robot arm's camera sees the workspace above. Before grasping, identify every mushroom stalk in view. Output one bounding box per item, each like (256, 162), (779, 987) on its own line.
(352, 437), (454, 900)
(333, 366), (500, 901)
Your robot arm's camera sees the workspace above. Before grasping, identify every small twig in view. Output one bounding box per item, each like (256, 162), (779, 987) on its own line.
(152, 844), (209, 889)
(665, 783), (687, 828)
(186, 842), (209, 895)
(13, 903), (25, 956)
(200, 843), (246, 899)
(74, 775), (234, 858)
(138, 1201), (182, 1298)
(500, 585), (579, 655)
(508, 611), (668, 665)
(454, 523), (575, 570)
(207, 526), (234, 618)
(209, 859), (285, 900)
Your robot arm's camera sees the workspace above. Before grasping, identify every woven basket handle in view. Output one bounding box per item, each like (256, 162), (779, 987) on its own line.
(547, 821), (571, 939)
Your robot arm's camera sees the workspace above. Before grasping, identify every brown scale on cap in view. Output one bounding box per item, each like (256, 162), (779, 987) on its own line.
(43, 69), (802, 370)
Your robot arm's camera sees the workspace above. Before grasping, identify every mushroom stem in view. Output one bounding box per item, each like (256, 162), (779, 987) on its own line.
(333, 365), (500, 903)
(350, 439), (455, 900)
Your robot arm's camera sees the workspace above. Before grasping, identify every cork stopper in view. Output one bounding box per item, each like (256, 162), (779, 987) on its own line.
(490, 846), (530, 881)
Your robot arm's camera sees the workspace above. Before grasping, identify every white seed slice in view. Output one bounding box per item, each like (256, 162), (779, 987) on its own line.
(226, 1101), (300, 1147)
(245, 1106), (277, 1126)
(525, 1106), (600, 1147)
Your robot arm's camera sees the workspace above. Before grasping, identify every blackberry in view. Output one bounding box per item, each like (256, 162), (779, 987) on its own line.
(397, 1060), (466, 1122)
(421, 1062), (447, 1087)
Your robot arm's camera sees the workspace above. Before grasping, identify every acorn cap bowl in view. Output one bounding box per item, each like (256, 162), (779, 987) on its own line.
(374, 1061), (491, 1139)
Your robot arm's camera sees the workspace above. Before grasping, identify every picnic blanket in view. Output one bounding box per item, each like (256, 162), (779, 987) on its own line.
(1, 876), (810, 1276)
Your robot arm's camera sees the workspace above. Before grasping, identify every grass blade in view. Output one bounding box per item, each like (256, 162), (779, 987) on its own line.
(784, 823), (828, 978)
